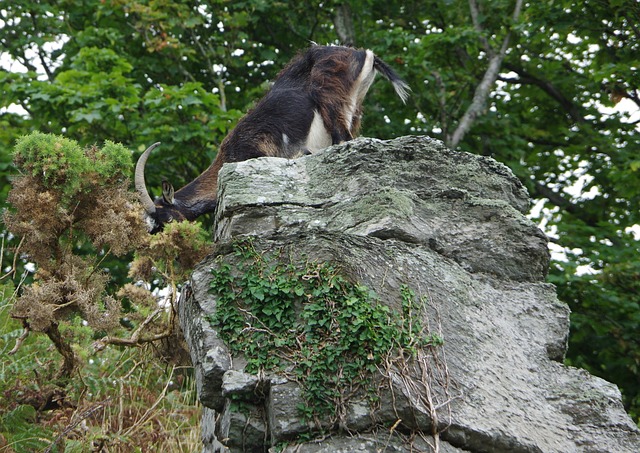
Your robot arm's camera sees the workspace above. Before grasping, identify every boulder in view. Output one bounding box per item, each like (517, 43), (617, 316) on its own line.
(178, 136), (640, 452)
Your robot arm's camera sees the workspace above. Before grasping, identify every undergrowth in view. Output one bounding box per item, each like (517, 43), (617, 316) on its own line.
(209, 239), (444, 423)
(0, 282), (201, 452)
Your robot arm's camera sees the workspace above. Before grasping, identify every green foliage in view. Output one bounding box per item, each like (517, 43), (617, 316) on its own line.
(12, 132), (131, 201)
(0, 284), (56, 451)
(552, 256), (640, 422)
(2, 130), (210, 419)
(0, 128), (212, 449)
(131, 220), (212, 283)
(209, 239), (442, 421)
(0, 405), (54, 451)
(13, 132), (88, 198)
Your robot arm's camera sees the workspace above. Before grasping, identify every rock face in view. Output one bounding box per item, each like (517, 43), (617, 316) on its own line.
(178, 136), (640, 452)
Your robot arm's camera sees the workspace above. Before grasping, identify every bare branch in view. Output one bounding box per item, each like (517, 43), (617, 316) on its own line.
(1, 236), (24, 281)
(44, 399), (111, 453)
(93, 307), (171, 351)
(28, 11), (55, 81)
(448, 0), (524, 148)
(503, 63), (586, 124)
(96, 331), (173, 348)
(432, 71), (450, 138)
(532, 182), (622, 248)
(217, 78), (227, 112)
(333, 4), (356, 46)
(468, 0), (493, 56)
(45, 323), (77, 379)
(621, 12), (640, 41)
(8, 322), (30, 355)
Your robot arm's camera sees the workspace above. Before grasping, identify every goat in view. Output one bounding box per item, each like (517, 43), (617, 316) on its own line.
(135, 45), (410, 233)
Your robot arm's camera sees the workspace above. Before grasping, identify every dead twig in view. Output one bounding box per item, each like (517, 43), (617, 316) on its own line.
(93, 307), (171, 351)
(44, 398), (112, 453)
(8, 321), (30, 355)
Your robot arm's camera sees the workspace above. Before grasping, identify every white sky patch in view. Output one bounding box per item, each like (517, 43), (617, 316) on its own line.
(537, 92), (640, 276)
(212, 63), (227, 75)
(600, 98), (640, 125)
(626, 225), (640, 240)
(154, 285), (178, 309)
(529, 199), (566, 260)
(561, 169), (600, 200)
(0, 103), (28, 116)
(196, 4), (212, 24)
(133, 280), (179, 310)
(1, 32), (69, 116)
(529, 198), (602, 276)
(566, 33), (581, 44)
(0, 51), (29, 115)
(14, 35), (69, 80)
(576, 264), (600, 276)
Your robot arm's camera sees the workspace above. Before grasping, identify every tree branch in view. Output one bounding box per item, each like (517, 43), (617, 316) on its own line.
(432, 70), (450, 138)
(533, 181), (626, 248)
(45, 323), (77, 380)
(93, 305), (174, 351)
(448, 0), (524, 148)
(621, 12), (640, 41)
(28, 10), (54, 81)
(468, 0), (493, 56)
(533, 182), (578, 216)
(619, 87), (640, 110)
(333, 4), (356, 46)
(8, 321), (30, 355)
(502, 63), (586, 124)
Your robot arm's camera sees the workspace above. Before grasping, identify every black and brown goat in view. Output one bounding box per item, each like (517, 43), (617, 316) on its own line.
(135, 45), (410, 233)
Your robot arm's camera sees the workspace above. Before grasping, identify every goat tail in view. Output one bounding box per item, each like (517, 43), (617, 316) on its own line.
(374, 56), (411, 104)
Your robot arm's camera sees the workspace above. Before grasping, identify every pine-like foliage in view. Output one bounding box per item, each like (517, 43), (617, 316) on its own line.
(5, 133), (147, 342)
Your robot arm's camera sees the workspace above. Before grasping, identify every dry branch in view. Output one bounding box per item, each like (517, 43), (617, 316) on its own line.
(447, 0), (524, 148)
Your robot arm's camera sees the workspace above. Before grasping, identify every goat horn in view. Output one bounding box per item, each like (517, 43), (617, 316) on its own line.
(135, 142), (161, 214)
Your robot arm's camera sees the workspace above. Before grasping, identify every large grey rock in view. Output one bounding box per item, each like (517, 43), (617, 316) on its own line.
(277, 436), (468, 453)
(178, 136), (640, 452)
(215, 136), (548, 282)
(178, 269), (231, 412)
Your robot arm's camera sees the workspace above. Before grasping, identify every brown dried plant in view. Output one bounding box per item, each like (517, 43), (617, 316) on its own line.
(4, 132), (211, 380)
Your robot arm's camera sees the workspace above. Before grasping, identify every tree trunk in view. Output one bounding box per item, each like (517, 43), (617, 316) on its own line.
(46, 323), (77, 381)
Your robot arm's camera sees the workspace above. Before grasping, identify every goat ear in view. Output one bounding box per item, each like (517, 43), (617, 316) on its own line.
(161, 180), (175, 205)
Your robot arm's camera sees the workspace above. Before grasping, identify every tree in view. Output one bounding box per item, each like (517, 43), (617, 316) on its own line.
(1, 0), (638, 424)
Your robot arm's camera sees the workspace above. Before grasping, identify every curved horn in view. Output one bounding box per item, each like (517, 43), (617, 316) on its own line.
(135, 142), (162, 214)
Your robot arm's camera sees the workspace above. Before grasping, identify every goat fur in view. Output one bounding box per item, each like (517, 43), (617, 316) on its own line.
(136, 45), (410, 233)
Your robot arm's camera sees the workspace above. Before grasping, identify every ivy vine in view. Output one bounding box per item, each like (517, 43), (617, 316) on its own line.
(209, 239), (443, 421)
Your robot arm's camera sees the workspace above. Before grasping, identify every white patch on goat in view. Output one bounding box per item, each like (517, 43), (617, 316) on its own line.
(144, 213), (158, 233)
(305, 110), (332, 152)
(282, 133), (289, 147)
(345, 50), (376, 130)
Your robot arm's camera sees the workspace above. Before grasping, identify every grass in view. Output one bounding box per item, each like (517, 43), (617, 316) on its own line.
(0, 284), (201, 453)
